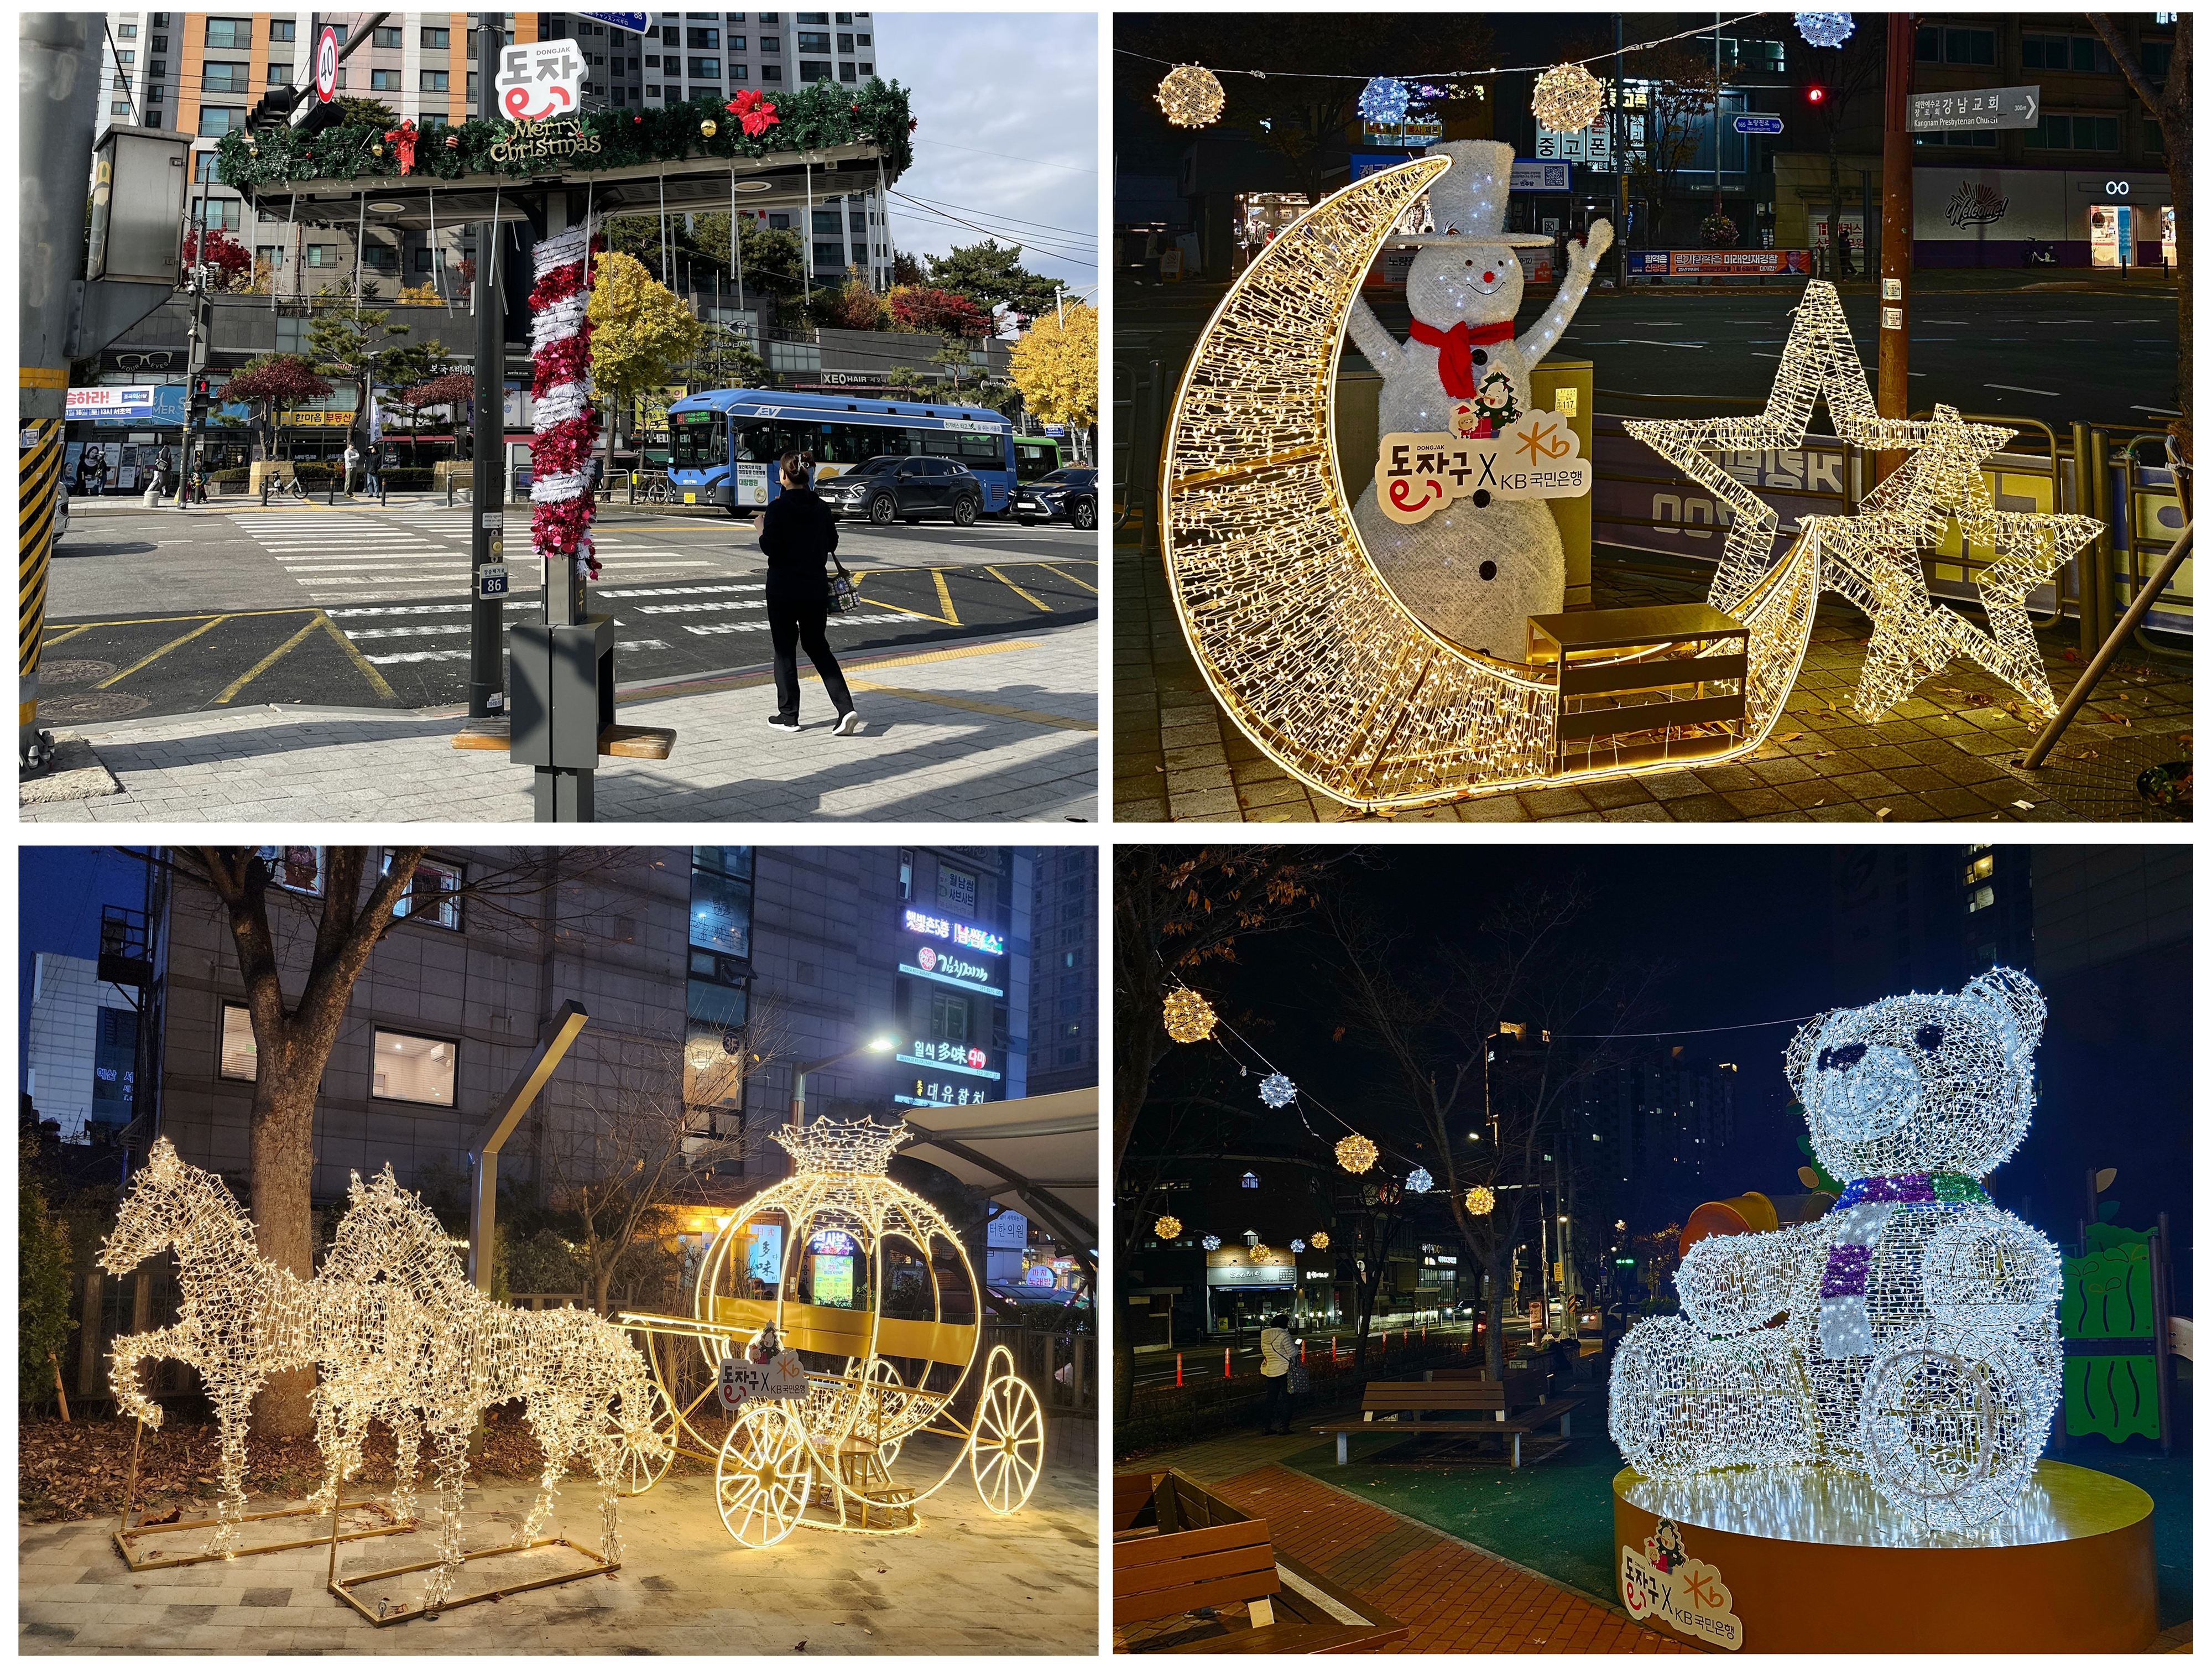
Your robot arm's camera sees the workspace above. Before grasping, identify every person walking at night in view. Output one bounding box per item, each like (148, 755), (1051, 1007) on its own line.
(758, 451), (862, 736)
(1259, 1312), (1296, 1435)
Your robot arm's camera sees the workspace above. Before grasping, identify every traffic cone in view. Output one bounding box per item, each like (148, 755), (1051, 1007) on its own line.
(1176, 1352), (1183, 1387)
(1223, 1346), (1232, 1380)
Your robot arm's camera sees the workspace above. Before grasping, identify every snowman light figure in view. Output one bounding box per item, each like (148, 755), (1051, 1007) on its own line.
(1348, 140), (1611, 657)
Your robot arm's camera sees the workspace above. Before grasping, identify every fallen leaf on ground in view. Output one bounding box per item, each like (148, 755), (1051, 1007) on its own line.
(1875, 808), (1892, 820)
(2013, 800), (2035, 810)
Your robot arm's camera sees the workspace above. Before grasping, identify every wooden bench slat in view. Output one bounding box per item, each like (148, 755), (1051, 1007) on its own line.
(447, 721), (677, 758)
(1115, 1521), (1272, 1571)
(1116, 1551), (1279, 1604)
(1115, 1568), (1281, 1627)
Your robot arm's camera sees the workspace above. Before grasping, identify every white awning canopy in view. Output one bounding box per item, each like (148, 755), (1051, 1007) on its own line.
(901, 1087), (1097, 1251)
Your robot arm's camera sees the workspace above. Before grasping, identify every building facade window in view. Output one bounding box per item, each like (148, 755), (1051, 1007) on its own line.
(385, 853), (463, 929)
(205, 17), (253, 49)
(1915, 25), (1995, 65)
(800, 59), (832, 81)
(931, 990), (971, 1045)
(371, 68), (399, 90)
(372, 25), (403, 48)
(421, 69), (449, 92)
(688, 25), (721, 47)
(269, 19), (294, 41)
(202, 61), (249, 92)
(422, 26), (450, 49)
(686, 847), (754, 1119)
(372, 1030), (457, 1106)
(199, 106), (244, 136)
(689, 56), (721, 77)
(220, 1003), (259, 1080)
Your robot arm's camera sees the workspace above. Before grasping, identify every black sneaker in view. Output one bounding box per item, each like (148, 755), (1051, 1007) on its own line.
(833, 711), (864, 736)
(767, 714), (800, 732)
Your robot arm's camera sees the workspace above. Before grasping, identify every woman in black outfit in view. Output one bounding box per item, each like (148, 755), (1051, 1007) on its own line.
(757, 450), (860, 735)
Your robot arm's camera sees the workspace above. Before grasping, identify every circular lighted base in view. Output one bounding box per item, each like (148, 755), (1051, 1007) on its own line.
(1612, 1462), (2156, 1653)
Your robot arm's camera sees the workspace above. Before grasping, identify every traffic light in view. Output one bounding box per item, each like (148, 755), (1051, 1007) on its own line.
(293, 95), (346, 140)
(1805, 85), (1828, 106)
(189, 373), (213, 420)
(248, 84), (301, 132)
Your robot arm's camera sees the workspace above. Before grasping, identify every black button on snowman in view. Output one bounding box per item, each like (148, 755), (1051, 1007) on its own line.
(1347, 140), (1611, 657)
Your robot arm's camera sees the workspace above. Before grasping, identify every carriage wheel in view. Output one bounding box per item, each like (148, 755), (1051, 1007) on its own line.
(968, 1372), (1045, 1517)
(862, 1357), (908, 1471)
(716, 1403), (812, 1548)
(615, 1378), (676, 1497)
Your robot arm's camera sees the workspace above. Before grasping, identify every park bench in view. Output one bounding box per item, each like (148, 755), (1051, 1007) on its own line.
(450, 719), (677, 759)
(1113, 1468), (1408, 1654)
(1312, 1373), (1582, 1468)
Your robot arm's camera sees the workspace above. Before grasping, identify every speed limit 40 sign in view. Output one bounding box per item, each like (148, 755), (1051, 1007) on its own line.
(315, 26), (340, 101)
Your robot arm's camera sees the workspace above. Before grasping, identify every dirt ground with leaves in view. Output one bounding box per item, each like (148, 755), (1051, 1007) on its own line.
(19, 1406), (729, 1525)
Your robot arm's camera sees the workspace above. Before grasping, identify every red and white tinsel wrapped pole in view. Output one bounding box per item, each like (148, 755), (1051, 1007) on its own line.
(527, 218), (606, 581)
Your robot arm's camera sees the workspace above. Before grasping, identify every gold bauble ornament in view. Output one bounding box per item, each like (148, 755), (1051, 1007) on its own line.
(1335, 1133), (1379, 1175)
(1156, 64), (1225, 130)
(1311, 1231), (1331, 1251)
(1465, 1185), (1496, 1216)
(701, 119), (718, 137)
(1154, 1214), (1182, 1240)
(1532, 61), (1604, 133)
(372, 144), (384, 157)
(1163, 988), (1216, 1043)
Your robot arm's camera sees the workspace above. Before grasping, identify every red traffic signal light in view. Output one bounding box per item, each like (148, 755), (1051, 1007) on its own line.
(1806, 85), (1828, 103)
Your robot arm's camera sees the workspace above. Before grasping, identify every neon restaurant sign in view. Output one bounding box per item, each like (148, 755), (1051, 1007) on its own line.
(900, 907), (1005, 958)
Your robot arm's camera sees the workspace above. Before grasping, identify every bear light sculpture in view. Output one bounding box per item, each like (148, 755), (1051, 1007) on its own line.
(1610, 969), (2062, 1533)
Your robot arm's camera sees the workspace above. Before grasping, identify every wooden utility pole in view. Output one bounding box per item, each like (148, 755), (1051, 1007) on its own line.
(1876, 12), (1914, 481)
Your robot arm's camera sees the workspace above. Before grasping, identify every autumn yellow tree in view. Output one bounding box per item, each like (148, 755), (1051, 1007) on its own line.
(1007, 303), (1097, 456)
(587, 251), (706, 478)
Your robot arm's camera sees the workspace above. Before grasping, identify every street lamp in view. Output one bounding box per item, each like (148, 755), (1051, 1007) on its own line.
(789, 1033), (898, 1127)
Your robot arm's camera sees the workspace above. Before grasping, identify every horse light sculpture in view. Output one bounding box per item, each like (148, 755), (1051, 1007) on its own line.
(1609, 970), (2062, 1534)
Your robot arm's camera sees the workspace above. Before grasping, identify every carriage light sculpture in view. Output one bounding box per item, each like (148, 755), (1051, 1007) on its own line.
(617, 1116), (1047, 1549)
(1609, 970), (2061, 1534)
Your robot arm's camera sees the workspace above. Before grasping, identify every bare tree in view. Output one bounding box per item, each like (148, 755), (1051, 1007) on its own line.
(1326, 887), (1654, 1377)
(1801, 26), (1886, 280)
(1628, 43), (1723, 241)
(165, 846), (633, 1435)
(2089, 14), (2190, 440)
(538, 991), (798, 1317)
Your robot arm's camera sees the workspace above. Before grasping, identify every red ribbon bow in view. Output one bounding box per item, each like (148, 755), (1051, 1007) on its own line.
(383, 120), (419, 176)
(1407, 318), (1514, 398)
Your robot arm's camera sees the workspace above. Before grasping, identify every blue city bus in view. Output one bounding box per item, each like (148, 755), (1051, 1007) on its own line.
(667, 388), (1023, 517)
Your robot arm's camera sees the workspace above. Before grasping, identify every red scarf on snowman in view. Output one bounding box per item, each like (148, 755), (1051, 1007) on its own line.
(1408, 319), (1515, 398)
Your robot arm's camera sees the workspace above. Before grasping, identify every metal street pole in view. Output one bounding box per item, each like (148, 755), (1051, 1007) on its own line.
(468, 13), (506, 717)
(1614, 14), (1629, 288)
(1876, 12), (1915, 482)
(21, 13), (105, 771)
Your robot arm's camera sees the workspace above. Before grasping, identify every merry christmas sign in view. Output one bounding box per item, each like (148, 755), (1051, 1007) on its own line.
(1373, 409), (1590, 524)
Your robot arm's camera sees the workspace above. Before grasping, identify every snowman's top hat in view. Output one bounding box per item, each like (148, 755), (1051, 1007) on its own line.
(1384, 138), (1553, 249)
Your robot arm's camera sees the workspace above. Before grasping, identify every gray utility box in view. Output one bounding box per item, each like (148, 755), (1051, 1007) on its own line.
(87, 126), (193, 285)
(509, 617), (614, 769)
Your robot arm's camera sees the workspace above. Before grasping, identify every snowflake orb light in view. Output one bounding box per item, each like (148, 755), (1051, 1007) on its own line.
(1311, 1231), (1331, 1251)
(1163, 988), (1217, 1043)
(1156, 64), (1225, 129)
(1406, 1167), (1434, 1194)
(1258, 1073), (1297, 1109)
(1795, 11), (1856, 48)
(1335, 1134), (1379, 1175)
(1358, 76), (1410, 126)
(1532, 62), (1604, 132)
(1154, 1215), (1183, 1241)
(1291, 1239), (1306, 1253)
(1465, 1185), (1496, 1216)
(1202, 1235), (1222, 1252)
(1610, 969), (2061, 1534)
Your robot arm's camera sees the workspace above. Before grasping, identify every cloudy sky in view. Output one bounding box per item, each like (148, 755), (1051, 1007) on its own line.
(873, 12), (1099, 305)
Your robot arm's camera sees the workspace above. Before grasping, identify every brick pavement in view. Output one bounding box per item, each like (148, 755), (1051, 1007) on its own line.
(23, 621), (1098, 823)
(1119, 1433), (1689, 1655)
(20, 1436), (1095, 1655)
(1115, 537), (2190, 825)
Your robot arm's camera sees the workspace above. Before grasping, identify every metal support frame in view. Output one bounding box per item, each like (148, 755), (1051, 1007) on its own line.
(467, 999), (589, 1291)
(112, 1417), (414, 1571)
(2019, 521), (2192, 771)
(325, 1485), (615, 1626)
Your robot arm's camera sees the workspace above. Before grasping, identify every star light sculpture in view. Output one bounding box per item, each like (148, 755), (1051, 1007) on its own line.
(1803, 406), (2100, 720)
(1626, 283), (2091, 721)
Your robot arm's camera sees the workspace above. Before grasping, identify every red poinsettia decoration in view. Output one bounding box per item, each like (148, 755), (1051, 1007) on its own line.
(382, 119), (419, 175)
(726, 89), (779, 138)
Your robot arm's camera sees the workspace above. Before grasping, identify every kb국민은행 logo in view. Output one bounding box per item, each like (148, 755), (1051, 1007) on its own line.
(1620, 1519), (1741, 1651)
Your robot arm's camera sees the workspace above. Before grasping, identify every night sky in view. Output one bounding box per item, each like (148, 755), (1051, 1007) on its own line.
(1134, 845), (2191, 1299)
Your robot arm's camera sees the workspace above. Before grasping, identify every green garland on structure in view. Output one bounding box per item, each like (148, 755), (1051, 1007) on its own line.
(216, 79), (912, 193)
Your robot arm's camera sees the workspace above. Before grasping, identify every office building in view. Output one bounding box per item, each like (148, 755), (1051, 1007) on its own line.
(1024, 845), (1099, 1097)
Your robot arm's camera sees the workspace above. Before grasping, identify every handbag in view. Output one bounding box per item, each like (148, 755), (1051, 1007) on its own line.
(828, 553), (858, 613)
(1287, 1360), (1311, 1396)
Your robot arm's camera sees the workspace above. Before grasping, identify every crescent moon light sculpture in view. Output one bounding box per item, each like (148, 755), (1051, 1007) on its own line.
(1160, 157), (1823, 812)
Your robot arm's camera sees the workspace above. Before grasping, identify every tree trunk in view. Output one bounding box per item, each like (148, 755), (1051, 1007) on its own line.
(1827, 143), (1846, 280)
(247, 1066), (322, 1435)
(1485, 1247), (1510, 1378)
